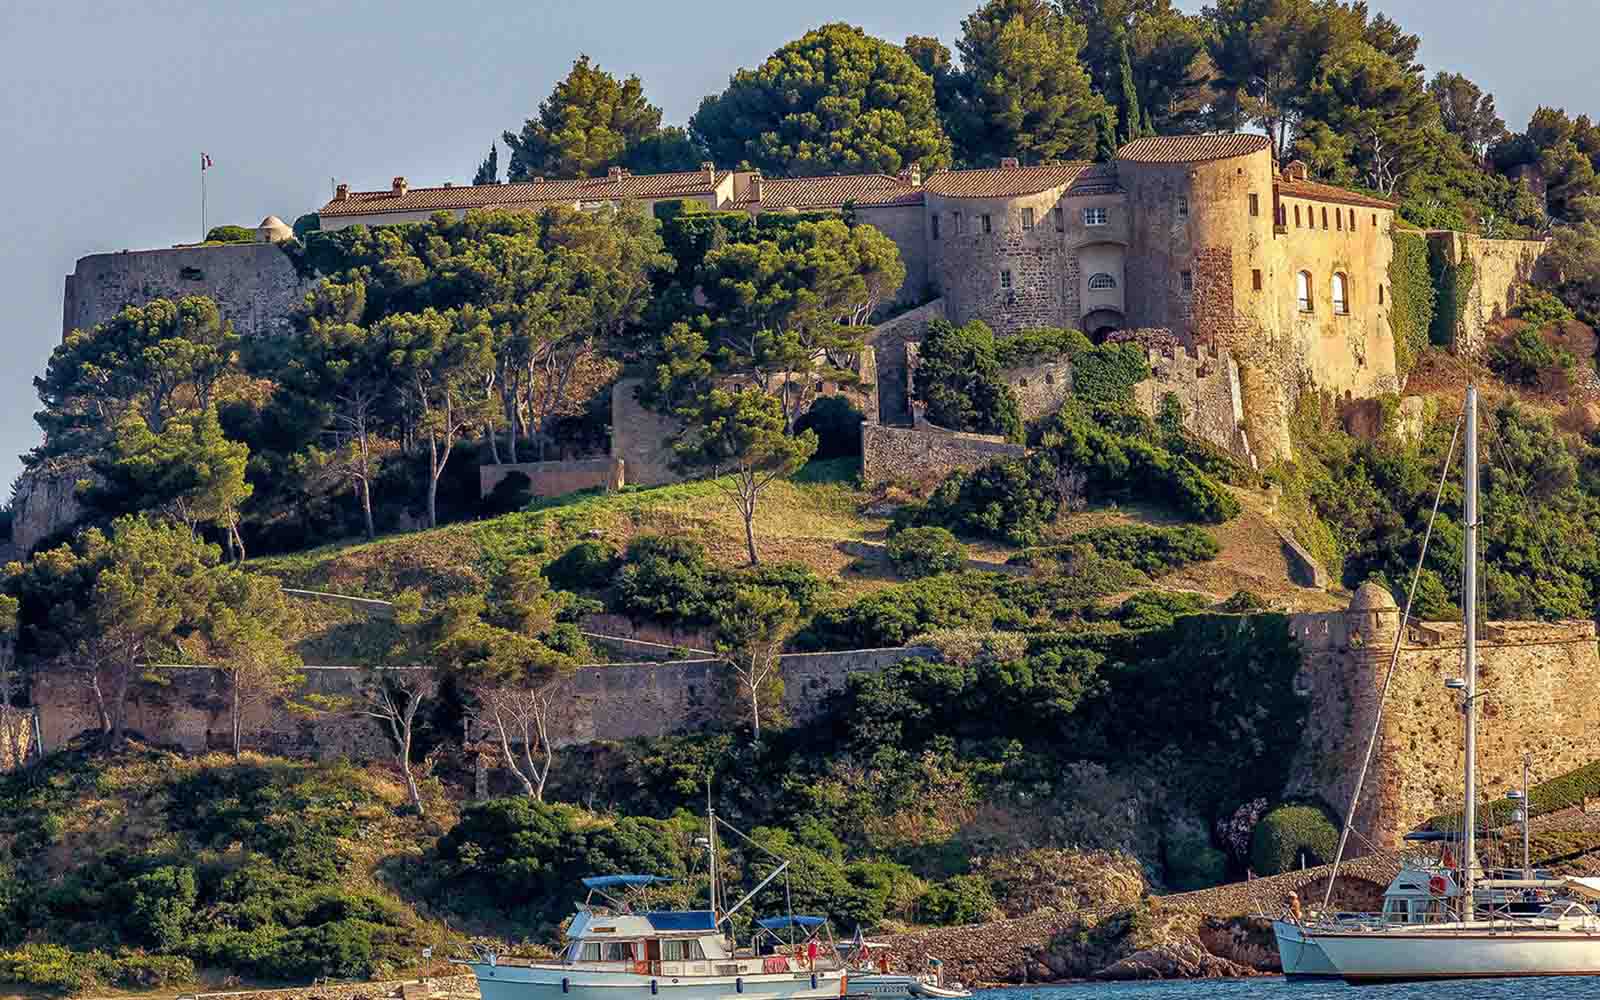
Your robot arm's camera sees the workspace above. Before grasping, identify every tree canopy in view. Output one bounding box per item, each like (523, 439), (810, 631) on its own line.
(504, 55), (676, 180)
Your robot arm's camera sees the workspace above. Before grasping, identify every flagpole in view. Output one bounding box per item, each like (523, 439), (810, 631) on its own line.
(201, 154), (207, 241)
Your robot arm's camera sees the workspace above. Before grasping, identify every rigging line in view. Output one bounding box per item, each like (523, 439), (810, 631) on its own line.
(1322, 406), (1466, 910)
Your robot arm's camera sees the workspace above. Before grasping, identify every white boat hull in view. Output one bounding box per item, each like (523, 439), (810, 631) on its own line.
(1311, 929), (1600, 982)
(463, 962), (847, 1000)
(1271, 920), (1339, 980)
(843, 975), (970, 999)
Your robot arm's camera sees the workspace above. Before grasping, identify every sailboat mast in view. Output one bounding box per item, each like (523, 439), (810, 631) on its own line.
(1462, 385), (1479, 904)
(1522, 753), (1532, 879)
(707, 777), (719, 922)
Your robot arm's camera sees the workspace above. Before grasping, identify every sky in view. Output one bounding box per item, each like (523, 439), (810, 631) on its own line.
(1, 0), (1595, 493)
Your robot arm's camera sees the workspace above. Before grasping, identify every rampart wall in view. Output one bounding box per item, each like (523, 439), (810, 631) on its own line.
(1426, 231), (1552, 356)
(860, 423), (1026, 487)
(62, 243), (313, 340)
(478, 458), (623, 499)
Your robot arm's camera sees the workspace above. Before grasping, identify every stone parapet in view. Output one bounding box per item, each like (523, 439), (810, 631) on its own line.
(478, 458), (623, 499)
(861, 423), (1025, 487)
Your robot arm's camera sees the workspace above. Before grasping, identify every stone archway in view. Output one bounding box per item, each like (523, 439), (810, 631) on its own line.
(1082, 307), (1124, 341)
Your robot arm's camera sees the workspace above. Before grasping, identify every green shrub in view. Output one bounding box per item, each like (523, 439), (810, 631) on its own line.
(995, 326), (1091, 367)
(917, 874), (998, 925)
(897, 453), (1061, 546)
(1042, 408), (1240, 523)
(102, 953), (195, 988)
(125, 865), (197, 950)
(0, 943), (98, 993)
(612, 535), (727, 626)
(1070, 343), (1150, 407)
(742, 560), (827, 613)
(1249, 804), (1340, 876)
(1486, 327), (1576, 386)
(912, 319), (1023, 440)
(1514, 286), (1576, 328)
(1164, 827), (1228, 891)
(544, 540), (620, 592)
(205, 225), (256, 244)
(1011, 526), (1219, 574)
(795, 396), (865, 459)
(292, 213), (321, 238)
(482, 471), (534, 516)
(887, 527), (966, 578)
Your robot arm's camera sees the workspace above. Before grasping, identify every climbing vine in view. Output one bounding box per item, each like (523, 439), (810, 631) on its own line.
(1388, 231), (1435, 375)
(1428, 239), (1476, 348)
(1070, 343), (1150, 407)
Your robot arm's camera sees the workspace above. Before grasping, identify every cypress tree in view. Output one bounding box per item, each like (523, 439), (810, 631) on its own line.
(1096, 108), (1119, 162)
(1117, 39), (1145, 145)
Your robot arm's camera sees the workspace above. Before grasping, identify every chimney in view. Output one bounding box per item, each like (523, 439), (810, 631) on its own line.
(1284, 160), (1309, 182)
(334, 183), (349, 202)
(443, 181), (452, 188)
(392, 176), (408, 196)
(531, 177), (544, 185)
(899, 162), (922, 187)
(608, 165), (625, 180)
(1000, 157), (1020, 169)
(751, 170), (763, 204)
(702, 161), (716, 183)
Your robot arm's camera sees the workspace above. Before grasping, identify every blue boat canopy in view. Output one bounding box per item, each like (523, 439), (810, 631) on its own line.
(645, 911), (718, 932)
(755, 915), (827, 930)
(582, 875), (670, 889)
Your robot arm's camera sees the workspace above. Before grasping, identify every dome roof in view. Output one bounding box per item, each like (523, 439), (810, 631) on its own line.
(256, 216), (294, 242)
(1349, 582), (1398, 612)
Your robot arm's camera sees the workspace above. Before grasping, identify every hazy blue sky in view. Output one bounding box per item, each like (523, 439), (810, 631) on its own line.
(1, 0), (1594, 492)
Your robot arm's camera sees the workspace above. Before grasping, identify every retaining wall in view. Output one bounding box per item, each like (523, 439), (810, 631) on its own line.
(478, 458), (623, 499)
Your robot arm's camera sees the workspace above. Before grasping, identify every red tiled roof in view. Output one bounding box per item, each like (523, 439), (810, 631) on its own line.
(1116, 133), (1272, 163)
(743, 174), (924, 210)
(1066, 162), (1123, 197)
(1275, 178), (1395, 211)
(923, 162), (1091, 198)
(319, 170), (729, 218)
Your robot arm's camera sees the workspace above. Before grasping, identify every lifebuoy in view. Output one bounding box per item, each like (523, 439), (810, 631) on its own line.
(1429, 875), (1448, 895)
(634, 961), (651, 975)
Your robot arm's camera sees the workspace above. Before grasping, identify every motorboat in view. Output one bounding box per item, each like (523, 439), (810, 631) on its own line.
(836, 932), (971, 998)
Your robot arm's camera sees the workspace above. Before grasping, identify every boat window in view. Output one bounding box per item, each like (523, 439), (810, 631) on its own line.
(580, 943), (603, 962)
(662, 939), (707, 961)
(604, 942), (635, 962)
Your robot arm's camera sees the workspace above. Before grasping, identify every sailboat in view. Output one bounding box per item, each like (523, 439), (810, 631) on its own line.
(1275, 386), (1600, 982)
(455, 801), (848, 1000)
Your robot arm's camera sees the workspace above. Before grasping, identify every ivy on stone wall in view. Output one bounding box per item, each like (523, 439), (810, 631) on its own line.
(1070, 343), (1150, 407)
(1389, 231), (1435, 375)
(1428, 240), (1476, 348)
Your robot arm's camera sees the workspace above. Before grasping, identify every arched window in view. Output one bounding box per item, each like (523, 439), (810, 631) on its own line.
(1296, 271), (1314, 313)
(1088, 273), (1117, 290)
(1332, 272), (1349, 314)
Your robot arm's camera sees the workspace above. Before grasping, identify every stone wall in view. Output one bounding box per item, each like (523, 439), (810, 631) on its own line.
(865, 298), (947, 424)
(856, 203), (932, 306)
(861, 423), (1026, 487)
(1426, 231), (1552, 356)
(1004, 359), (1075, 423)
(928, 189), (1073, 335)
(610, 377), (684, 488)
(478, 458), (623, 499)
(62, 242), (313, 340)
(1285, 587), (1600, 848)
(1123, 333), (1258, 467)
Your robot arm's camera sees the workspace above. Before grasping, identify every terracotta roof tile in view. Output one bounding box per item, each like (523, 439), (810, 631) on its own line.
(922, 162), (1091, 198)
(744, 174), (924, 210)
(319, 170), (729, 219)
(1116, 133), (1272, 163)
(1275, 178), (1395, 211)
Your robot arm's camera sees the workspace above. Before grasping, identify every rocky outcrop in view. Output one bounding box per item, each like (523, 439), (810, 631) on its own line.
(1093, 939), (1259, 980)
(10, 459), (93, 554)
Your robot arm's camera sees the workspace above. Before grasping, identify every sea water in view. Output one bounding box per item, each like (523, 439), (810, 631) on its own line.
(978, 979), (1600, 1000)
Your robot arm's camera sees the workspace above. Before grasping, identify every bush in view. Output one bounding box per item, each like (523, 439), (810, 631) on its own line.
(917, 874), (998, 925)
(1070, 343), (1150, 407)
(482, 471), (534, 516)
(205, 225), (256, 244)
(544, 540), (620, 592)
(1249, 804), (1340, 876)
(795, 396), (865, 459)
(125, 865), (197, 950)
(611, 535), (727, 626)
(912, 319), (1023, 440)
(1164, 827), (1228, 891)
(887, 526), (966, 578)
(1514, 285), (1576, 328)
(1486, 327), (1576, 387)
(1042, 409), (1240, 523)
(742, 561), (827, 613)
(1011, 526), (1219, 574)
(898, 453), (1062, 546)
(995, 326), (1091, 367)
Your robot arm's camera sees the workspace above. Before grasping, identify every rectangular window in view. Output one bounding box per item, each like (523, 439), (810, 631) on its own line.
(981, 213), (993, 233)
(931, 214), (940, 240)
(1249, 193), (1260, 217)
(1297, 272), (1313, 313)
(1021, 207), (1034, 230)
(1083, 206), (1108, 226)
(1178, 196), (1189, 217)
(663, 940), (707, 961)
(1180, 270), (1193, 294)
(1350, 209), (1356, 229)
(605, 943), (635, 962)
(1372, 212), (1378, 226)
(954, 212), (964, 234)
(1379, 284), (1386, 305)
(999, 269), (1012, 289)
(1252, 268), (1263, 291)
(581, 944), (603, 962)
(1054, 205), (1064, 231)
(1321, 206), (1329, 229)
(1294, 205), (1301, 228)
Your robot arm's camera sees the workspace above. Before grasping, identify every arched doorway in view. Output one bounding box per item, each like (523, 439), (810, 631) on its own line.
(1081, 307), (1124, 341)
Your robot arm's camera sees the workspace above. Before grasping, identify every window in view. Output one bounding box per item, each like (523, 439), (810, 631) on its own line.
(1379, 284), (1386, 305)
(1349, 208), (1356, 229)
(999, 269), (1013, 289)
(1180, 270), (1193, 294)
(931, 214), (941, 240)
(1054, 205), (1064, 231)
(1178, 196), (1189, 217)
(1332, 273), (1349, 314)
(663, 940), (707, 962)
(1252, 268), (1263, 292)
(953, 212), (964, 234)
(1088, 273), (1117, 289)
(981, 213), (993, 233)
(1296, 271), (1314, 313)
(1021, 207), (1035, 230)
(1336, 209), (1343, 231)
(603, 942), (636, 962)
(580, 943), (603, 962)
(1372, 212), (1378, 226)
(1083, 206), (1108, 226)
(1321, 206), (1329, 229)
(1294, 205), (1302, 227)
(1249, 193), (1260, 217)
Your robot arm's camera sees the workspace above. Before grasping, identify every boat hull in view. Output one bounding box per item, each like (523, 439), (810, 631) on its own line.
(1311, 930), (1600, 982)
(1271, 920), (1340, 980)
(844, 975), (970, 999)
(463, 962), (847, 1000)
